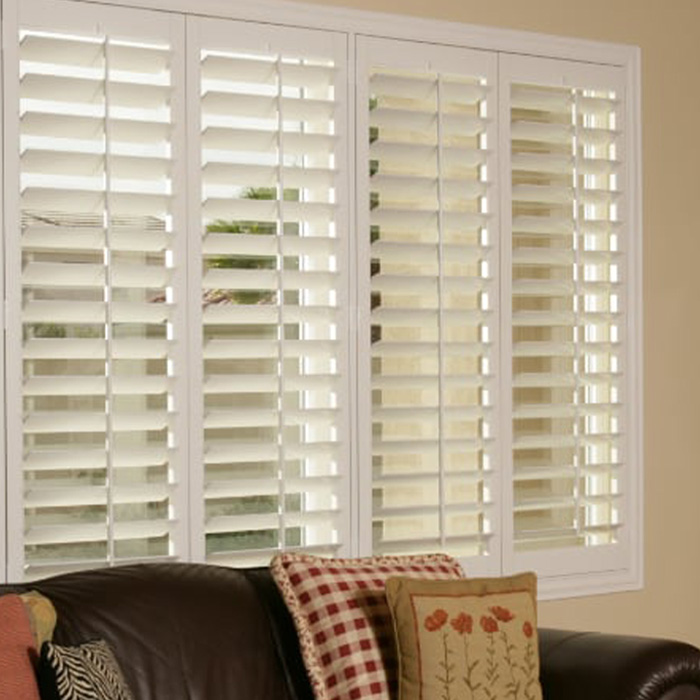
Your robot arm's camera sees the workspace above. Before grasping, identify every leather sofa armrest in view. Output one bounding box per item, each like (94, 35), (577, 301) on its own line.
(539, 628), (700, 700)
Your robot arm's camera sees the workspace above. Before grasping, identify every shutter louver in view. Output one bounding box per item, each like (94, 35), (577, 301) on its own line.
(10, 6), (186, 579)
(194, 21), (349, 566)
(506, 63), (627, 562)
(360, 40), (498, 563)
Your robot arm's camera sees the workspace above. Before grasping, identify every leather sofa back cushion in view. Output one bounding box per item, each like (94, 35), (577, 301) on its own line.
(25, 563), (296, 700)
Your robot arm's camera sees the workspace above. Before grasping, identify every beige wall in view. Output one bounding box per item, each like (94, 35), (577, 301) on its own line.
(309, 0), (700, 644)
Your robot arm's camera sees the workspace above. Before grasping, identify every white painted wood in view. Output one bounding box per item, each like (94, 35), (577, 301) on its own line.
(354, 38), (373, 559)
(192, 15), (351, 565)
(356, 36), (502, 573)
(1, 0), (20, 583)
(0, 0), (642, 595)
(67, 0), (638, 68)
(166, 15), (191, 565)
(185, 17), (207, 564)
(5, 0), (189, 579)
(499, 53), (642, 594)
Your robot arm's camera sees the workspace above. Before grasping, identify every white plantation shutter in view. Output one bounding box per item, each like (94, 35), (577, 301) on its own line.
(0, 0), (641, 594)
(188, 19), (350, 566)
(357, 38), (500, 572)
(500, 55), (635, 579)
(5, 0), (187, 580)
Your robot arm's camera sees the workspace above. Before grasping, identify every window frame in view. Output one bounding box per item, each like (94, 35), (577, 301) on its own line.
(0, 0), (643, 599)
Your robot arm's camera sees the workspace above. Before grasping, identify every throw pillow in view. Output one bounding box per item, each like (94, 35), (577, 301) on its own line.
(270, 552), (465, 700)
(38, 639), (134, 700)
(0, 594), (43, 700)
(21, 590), (58, 649)
(385, 572), (542, 700)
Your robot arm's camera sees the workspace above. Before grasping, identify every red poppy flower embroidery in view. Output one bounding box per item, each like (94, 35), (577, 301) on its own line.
(523, 621), (534, 638)
(424, 608), (449, 632)
(450, 612), (473, 635)
(480, 615), (499, 633)
(488, 605), (515, 622)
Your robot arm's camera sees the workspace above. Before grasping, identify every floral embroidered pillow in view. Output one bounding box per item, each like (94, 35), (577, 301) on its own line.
(385, 572), (542, 700)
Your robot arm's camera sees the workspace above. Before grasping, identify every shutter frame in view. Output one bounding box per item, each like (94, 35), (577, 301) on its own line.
(187, 16), (351, 567)
(6, 0), (189, 580)
(356, 36), (501, 576)
(499, 53), (641, 592)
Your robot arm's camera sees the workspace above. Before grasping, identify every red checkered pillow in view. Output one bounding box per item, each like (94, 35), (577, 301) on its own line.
(270, 553), (464, 700)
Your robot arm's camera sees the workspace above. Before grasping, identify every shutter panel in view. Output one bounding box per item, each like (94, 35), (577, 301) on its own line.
(190, 19), (349, 567)
(6, 0), (186, 580)
(502, 56), (631, 576)
(358, 38), (499, 570)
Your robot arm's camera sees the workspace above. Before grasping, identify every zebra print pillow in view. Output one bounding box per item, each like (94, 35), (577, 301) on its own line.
(38, 639), (134, 700)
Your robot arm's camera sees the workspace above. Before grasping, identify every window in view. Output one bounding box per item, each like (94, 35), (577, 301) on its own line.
(1, 0), (642, 598)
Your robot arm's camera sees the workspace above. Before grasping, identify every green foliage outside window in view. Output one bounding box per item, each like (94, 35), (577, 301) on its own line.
(206, 187), (300, 306)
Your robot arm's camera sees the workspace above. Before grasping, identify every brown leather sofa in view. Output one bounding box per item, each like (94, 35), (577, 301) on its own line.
(2, 562), (700, 700)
